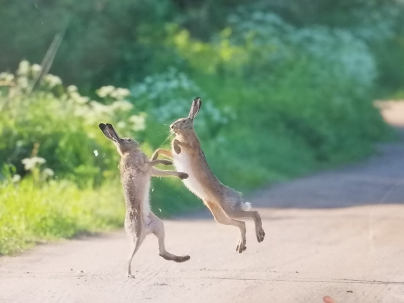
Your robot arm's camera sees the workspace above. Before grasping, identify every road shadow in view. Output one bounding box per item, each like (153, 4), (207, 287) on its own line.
(248, 127), (404, 209)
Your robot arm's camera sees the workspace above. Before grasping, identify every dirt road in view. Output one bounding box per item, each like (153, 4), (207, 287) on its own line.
(1, 103), (404, 303)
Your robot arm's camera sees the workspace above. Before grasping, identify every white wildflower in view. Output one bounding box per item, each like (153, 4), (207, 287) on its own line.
(43, 74), (62, 88)
(0, 72), (14, 82)
(129, 115), (146, 131)
(111, 100), (133, 111)
(73, 106), (89, 117)
(17, 60), (30, 76)
(96, 85), (115, 98)
(67, 85), (78, 93)
(70, 91), (89, 104)
(22, 157), (46, 171)
(17, 77), (29, 89)
(110, 88), (130, 100)
(90, 101), (110, 115)
(42, 168), (54, 177)
(31, 64), (42, 77)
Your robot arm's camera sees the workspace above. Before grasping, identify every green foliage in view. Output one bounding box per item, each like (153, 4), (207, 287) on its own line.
(0, 0), (400, 254)
(1, 0), (404, 96)
(0, 0), (178, 89)
(0, 61), (146, 184)
(130, 14), (393, 189)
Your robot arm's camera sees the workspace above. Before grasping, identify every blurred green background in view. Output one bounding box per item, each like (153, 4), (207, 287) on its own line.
(1, 0), (403, 254)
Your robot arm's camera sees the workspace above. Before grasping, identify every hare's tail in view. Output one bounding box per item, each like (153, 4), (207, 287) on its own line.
(242, 202), (252, 211)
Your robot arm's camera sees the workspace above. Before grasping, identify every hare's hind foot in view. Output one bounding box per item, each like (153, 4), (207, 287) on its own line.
(203, 201), (247, 253)
(160, 253), (190, 263)
(128, 274), (136, 279)
(176, 255), (191, 262)
(236, 237), (247, 253)
(148, 212), (190, 263)
(256, 226), (265, 243)
(221, 206), (264, 244)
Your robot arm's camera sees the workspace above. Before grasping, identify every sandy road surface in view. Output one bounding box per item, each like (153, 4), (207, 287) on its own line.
(1, 103), (404, 303)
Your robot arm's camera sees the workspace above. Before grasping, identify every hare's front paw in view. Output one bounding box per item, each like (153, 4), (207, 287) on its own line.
(173, 140), (181, 154)
(128, 274), (136, 279)
(178, 172), (188, 180)
(256, 226), (265, 243)
(236, 237), (246, 253)
(160, 160), (173, 166)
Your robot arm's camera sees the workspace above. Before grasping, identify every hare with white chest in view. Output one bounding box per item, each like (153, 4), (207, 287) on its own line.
(151, 98), (265, 253)
(99, 123), (190, 278)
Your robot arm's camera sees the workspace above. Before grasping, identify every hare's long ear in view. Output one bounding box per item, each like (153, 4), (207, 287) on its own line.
(105, 123), (121, 141)
(99, 123), (113, 140)
(188, 97), (202, 120)
(99, 123), (120, 141)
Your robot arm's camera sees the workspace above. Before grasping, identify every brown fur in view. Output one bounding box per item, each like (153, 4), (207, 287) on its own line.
(99, 123), (190, 278)
(151, 98), (265, 253)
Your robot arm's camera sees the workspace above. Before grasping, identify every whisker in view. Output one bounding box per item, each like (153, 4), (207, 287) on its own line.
(158, 132), (174, 148)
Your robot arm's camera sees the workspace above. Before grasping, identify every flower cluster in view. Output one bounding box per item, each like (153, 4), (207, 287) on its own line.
(228, 10), (378, 89)
(97, 86), (130, 100)
(130, 68), (233, 131)
(70, 84), (144, 132)
(0, 60), (65, 94)
(2, 61), (146, 133)
(19, 156), (54, 183)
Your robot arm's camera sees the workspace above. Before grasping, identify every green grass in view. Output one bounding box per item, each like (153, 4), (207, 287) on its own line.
(0, 179), (125, 255)
(0, 174), (203, 256)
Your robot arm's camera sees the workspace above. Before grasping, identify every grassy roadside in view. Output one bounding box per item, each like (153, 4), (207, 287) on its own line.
(0, 180), (124, 255)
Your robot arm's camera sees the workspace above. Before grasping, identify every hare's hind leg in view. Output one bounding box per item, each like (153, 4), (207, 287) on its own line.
(148, 213), (190, 262)
(127, 234), (145, 278)
(205, 201), (247, 253)
(222, 204), (265, 243)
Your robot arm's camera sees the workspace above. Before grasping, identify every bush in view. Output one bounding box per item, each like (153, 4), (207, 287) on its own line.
(133, 13), (393, 189)
(0, 61), (146, 184)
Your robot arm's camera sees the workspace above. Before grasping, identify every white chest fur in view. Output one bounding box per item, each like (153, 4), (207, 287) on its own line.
(172, 150), (208, 200)
(142, 178), (151, 221)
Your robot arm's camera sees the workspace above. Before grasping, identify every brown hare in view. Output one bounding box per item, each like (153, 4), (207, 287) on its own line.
(99, 123), (190, 278)
(151, 98), (265, 253)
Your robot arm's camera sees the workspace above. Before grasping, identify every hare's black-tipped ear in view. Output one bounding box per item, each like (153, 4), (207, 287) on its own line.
(188, 97), (202, 120)
(99, 123), (120, 141)
(99, 123), (113, 140)
(105, 123), (121, 140)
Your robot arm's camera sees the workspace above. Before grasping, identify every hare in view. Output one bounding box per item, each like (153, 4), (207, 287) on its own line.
(151, 98), (265, 253)
(99, 123), (190, 278)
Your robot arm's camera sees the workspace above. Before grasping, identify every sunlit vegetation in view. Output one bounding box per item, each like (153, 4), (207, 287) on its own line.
(1, 0), (402, 254)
